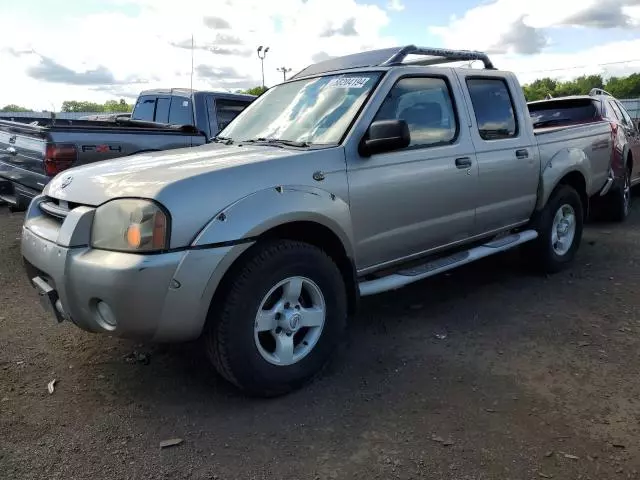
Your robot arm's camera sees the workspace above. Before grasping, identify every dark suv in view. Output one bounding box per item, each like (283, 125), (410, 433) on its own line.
(528, 89), (640, 221)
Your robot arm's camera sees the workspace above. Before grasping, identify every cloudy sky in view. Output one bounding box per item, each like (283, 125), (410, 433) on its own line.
(1, 0), (640, 110)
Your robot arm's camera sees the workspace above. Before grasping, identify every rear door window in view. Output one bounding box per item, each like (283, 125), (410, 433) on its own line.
(614, 100), (634, 127)
(608, 100), (622, 120)
(466, 78), (518, 140)
(131, 96), (157, 121)
(528, 98), (600, 128)
(154, 97), (171, 123)
(168, 97), (194, 126)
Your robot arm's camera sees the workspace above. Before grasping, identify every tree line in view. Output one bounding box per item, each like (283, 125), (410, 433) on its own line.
(521, 73), (640, 101)
(3, 72), (640, 113)
(1, 99), (134, 113)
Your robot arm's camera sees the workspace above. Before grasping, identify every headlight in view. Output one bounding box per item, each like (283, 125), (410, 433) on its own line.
(91, 199), (169, 253)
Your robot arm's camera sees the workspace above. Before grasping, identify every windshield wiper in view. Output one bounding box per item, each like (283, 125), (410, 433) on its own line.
(240, 137), (310, 148)
(213, 135), (233, 145)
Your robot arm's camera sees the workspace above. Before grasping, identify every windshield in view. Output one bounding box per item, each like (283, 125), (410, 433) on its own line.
(219, 72), (382, 145)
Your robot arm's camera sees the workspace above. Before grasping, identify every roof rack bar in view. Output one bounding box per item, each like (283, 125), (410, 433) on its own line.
(382, 45), (495, 70)
(589, 88), (613, 97)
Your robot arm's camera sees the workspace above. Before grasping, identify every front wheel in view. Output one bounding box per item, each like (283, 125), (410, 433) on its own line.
(204, 240), (347, 397)
(528, 184), (584, 273)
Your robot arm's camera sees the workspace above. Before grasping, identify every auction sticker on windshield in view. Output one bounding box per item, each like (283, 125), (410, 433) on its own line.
(326, 77), (371, 88)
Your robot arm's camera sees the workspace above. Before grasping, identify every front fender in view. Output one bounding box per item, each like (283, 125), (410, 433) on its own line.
(167, 185), (354, 339)
(191, 185), (355, 258)
(536, 147), (592, 210)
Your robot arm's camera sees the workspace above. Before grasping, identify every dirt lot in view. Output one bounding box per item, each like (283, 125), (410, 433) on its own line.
(1, 204), (640, 480)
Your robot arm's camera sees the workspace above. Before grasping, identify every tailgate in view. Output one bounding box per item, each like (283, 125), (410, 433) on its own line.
(0, 128), (48, 192)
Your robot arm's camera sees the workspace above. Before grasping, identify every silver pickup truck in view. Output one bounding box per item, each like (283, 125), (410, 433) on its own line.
(21, 46), (615, 397)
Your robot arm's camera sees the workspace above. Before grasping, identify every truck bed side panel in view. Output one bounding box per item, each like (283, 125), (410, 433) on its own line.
(47, 130), (203, 168)
(0, 118), (206, 206)
(535, 122), (612, 207)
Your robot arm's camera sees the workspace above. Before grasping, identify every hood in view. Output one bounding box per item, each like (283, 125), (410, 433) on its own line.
(45, 141), (347, 247)
(45, 142), (301, 205)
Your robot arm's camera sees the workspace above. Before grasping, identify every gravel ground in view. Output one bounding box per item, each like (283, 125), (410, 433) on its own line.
(1, 203), (640, 480)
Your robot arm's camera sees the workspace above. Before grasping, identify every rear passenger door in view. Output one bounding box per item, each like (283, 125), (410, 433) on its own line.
(347, 73), (478, 270)
(611, 99), (640, 184)
(458, 73), (539, 235)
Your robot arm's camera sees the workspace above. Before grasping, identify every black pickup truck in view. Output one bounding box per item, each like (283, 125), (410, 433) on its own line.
(0, 89), (255, 210)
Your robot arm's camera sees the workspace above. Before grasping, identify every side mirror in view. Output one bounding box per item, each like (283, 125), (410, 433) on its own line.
(359, 119), (410, 157)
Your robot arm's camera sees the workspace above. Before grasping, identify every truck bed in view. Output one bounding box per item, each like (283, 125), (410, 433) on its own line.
(0, 118), (206, 210)
(535, 120), (612, 196)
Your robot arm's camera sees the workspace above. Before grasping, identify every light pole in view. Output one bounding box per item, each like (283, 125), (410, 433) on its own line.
(257, 46), (270, 88)
(276, 66), (292, 82)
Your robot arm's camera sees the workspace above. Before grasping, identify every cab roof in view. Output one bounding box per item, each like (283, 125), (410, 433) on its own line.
(137, 88), (256, 101)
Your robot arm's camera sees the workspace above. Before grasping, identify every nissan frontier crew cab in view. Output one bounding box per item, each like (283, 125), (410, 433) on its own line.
(22, 46), (616, 397)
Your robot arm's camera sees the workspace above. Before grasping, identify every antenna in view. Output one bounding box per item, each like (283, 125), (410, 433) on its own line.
(190, 34), (194, 93)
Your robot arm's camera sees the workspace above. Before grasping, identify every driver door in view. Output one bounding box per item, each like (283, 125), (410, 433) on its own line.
(346, 73), (478, 271)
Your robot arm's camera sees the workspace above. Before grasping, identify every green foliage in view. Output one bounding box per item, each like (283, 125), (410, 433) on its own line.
(0, 104), (31, 112)
(240, 86), (268, 96)
(61, 99), (133, 113)
(523, 73), (640, 101)
(104, 99), (134, 113)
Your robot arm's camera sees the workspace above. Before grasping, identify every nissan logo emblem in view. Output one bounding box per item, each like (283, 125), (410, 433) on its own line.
(60, 175), (73, 189)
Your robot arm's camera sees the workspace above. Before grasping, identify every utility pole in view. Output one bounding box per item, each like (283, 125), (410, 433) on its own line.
(257, 46), (270, 88)
(276, 66), (292, 82)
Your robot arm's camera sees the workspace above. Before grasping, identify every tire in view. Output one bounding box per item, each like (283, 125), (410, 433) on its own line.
(527, 184), (584, 274)
(604, 166), (631, 222)
(204, 239), (347, 397)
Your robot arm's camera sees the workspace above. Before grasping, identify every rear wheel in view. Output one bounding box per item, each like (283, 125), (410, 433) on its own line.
(528, 184), (584, 273)
(204, 240), (347, 397)
(605, 166), (631, 222)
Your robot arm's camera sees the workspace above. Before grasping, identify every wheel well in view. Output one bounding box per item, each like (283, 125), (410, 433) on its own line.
(209, 221), (359, 322)
(257, 221), (359, 316)
(558, 171), (588, 219)
(627, 150), (634, 173)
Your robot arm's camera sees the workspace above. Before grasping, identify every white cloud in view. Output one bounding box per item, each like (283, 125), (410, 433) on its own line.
(428, 0), (640, 85)
(0, 0), (394, 110)
(496, 39), (640, 85)
(429, 0), (640, 54)
(387, 0), (405, 12)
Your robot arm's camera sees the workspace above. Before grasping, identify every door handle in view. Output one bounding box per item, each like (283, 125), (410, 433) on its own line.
(455, 157), (472, 169)
(515, 149), (529, 159)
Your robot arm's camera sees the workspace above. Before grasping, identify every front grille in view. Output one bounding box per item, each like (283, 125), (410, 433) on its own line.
(39, 196), (83, 221)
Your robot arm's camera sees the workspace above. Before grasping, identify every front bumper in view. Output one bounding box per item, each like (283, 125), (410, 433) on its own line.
(0, 178), (39, 211)
(21, 225), (237, 342)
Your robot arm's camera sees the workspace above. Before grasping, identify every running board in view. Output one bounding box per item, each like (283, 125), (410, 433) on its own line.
(358, 230), (538, 297)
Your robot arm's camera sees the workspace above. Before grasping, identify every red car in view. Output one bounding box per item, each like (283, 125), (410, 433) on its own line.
(528, 89), (640, 222)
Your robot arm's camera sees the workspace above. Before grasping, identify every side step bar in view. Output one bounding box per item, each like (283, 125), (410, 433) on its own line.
(358, 230), (538, 296)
